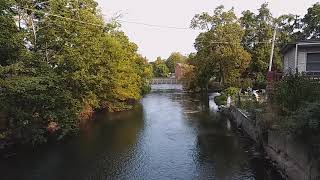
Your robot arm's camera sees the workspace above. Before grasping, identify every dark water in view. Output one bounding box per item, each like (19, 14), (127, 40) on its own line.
(0, 85), (283, 180)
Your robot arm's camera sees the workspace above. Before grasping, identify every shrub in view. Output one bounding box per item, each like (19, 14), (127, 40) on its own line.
(274, 73), (320, 113)
(0, 74), (80, 144)
(240, 78), (253, 90)
(280, 101), (320, 136)
(214, 94), (227, 106)
(254, 72), (267, 89)
(273, 73), (320, 136)
(223, 87), (240, 97)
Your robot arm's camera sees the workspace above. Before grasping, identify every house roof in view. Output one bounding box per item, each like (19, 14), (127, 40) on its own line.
(281, 39), (320, 54)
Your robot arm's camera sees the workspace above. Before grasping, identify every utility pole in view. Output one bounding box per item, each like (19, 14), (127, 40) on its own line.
(268, 27), (277, 71)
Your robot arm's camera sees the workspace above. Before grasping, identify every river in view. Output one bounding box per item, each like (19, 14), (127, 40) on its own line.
(0, 84), (283, 180)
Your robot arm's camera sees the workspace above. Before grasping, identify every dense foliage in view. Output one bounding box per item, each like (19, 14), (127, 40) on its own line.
(214, 95), (227, 106)
(0, 0), (152, 145)
(165, 52), (186, 73)
(274, 73), (320, 136)
(151, 57), (170, 77)
(190, 6), (251, 88)
(213, 87), (240, 106)
(184, 3), (320, 92)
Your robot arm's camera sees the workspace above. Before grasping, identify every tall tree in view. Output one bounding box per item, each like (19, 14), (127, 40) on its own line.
(0, 0), (153, 144)
(152, 57), (169, 77)
(240, 3), (282, 87)
(0, 0), (24, 66)
(191, 6), (251, 87)
(302, 3), (320, 39)
(165, 52), (186, 73)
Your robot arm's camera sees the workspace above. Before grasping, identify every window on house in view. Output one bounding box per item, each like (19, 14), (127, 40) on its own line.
(306, 53), (320, 71)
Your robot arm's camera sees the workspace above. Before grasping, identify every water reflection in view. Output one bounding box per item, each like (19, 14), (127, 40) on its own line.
(0, 84), (283, 180)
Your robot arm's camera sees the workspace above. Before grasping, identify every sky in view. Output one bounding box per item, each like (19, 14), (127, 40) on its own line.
(96, 0), (319, 61)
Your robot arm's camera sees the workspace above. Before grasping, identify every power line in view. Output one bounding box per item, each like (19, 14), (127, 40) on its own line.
(21, 7), (194, 30)
(117, 19), (193, 30)
(18, 7), (275, 45)
(194, 41), (272, 45)
(21, 7), (106, 28)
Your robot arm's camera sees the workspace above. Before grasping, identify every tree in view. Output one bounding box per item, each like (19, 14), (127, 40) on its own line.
(135, 56), (153, 95)
(152, 57), (169, 77)
(180, 64), (197, 90)
(191, 6), (251, 88)
(0, 0), (152, 145)
(240, 3), (284, 87)
(275, 14), (301, 46)
(0, 0), (24, 66)
(302, 3), (320, 39)
(165, 52), (186, 73)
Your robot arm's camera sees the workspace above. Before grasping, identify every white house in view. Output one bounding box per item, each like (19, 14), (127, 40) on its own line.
(282, 40), (320, 74)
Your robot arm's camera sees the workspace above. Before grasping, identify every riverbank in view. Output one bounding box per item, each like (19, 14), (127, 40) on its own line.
(0, 87), (284, 179)
(226, 105), (320, 180)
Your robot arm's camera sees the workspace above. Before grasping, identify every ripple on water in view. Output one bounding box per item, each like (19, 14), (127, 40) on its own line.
(0, 85), (283, 180)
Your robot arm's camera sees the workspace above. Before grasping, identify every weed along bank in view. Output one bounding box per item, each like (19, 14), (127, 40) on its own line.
(1, 0), (320, 179)
(225, 91), (320, 180)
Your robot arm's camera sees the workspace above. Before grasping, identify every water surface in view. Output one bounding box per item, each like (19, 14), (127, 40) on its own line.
(0, 85), (282, 180)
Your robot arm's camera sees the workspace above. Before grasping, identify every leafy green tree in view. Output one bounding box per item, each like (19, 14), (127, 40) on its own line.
(135, 56), (153, 95)
(165, 52), (186, 73)
(152, 57), (169, 77)
(0, 0), (24, 66)
(275, 14), (301, 46)
(191, 6), (251, 88)
(240, 3), (283, 87)
(0, 0), (152, 145)
(302, 3), (320, 39)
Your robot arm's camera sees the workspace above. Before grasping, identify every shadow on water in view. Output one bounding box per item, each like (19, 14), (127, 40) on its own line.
(0, 84), (283, 180)
(0, 106), (146, 180)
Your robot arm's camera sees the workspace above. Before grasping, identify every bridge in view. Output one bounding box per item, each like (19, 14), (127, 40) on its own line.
(150, 78), (181, 85)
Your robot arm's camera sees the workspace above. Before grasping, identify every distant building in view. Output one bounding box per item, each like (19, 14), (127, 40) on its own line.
(175, 63), (185, 80)
(281, 40), (320, 74)
(175, 63), (194, 80)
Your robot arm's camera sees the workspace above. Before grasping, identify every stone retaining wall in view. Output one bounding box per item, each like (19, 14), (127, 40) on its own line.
(228, 106), (320, 180)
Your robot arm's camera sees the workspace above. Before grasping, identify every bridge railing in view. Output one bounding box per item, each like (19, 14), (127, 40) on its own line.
(150, 78), (180, 85)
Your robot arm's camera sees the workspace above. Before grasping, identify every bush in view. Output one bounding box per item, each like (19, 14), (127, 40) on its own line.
(239, 78), (253, 90)
(214, 94), (227, 106)
(274, 73), (320, 113)
(141, 84), (151, 95)
(273, 73), (320, 136)
(0, 67), (81, 145)
(280, 101), (320, 136)
(223, 87), (240, 97)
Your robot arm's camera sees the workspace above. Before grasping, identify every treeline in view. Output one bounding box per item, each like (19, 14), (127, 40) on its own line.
(0, 0), (152, 145)
(185, 3), (320, 90)
(150, 52), (186, 77)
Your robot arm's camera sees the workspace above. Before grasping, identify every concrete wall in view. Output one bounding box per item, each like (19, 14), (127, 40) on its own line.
(229, 106), (261, 142)
(266, 131), (320, 180)
(228, 106), (320, 180)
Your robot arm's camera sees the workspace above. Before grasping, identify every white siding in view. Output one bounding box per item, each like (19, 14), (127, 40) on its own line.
(283, 46), (320, 73)
(299, 47), (320, 72)
(297, 51), (306, 72)
(283, 48), (296, 74)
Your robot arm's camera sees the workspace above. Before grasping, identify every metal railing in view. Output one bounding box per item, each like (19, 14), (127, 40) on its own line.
(150, 78), (180, 85)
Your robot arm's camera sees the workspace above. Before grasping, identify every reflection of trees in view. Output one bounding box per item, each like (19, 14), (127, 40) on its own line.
(68, 104), (146, 179)
(0, 105), (146, 180)
(196, 128), (248, 179)
(80, 104), (145, 153)
(173, 91), (252, 179)
(168, 92), (211, 113)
